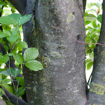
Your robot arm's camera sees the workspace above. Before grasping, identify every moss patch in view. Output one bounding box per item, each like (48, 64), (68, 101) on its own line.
(50, 51), (62, 58)
(41, 56), (50, 68)
(90, 82), (105, 95)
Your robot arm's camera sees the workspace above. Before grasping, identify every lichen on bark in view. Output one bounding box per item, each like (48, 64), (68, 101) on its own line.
(89, 82), (105, 95)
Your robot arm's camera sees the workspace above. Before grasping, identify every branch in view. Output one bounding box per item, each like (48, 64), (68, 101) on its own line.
(86, 1), (105, 104)
(83, 0), (86, 12)
(0, 43), (6, 54)
(7, 0), (26, 14)
(3, 88), (28, 105)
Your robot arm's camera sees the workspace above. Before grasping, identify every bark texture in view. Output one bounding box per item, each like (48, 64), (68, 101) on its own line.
(23, 0), (87, 105)
(87, 0), (105, 105)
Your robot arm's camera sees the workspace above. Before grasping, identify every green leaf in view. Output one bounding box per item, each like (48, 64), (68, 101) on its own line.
(0, 68), (21, 77)
(18, 87), (25, 97)
(16, 77), (24, 86)
(92, 21), (97, 28)
(19, 14), (32, 26)
(7, 35), (19, 44)
(0, 70), (10, 76)
(16, 41), (28, 50)
(7, 28), (19, 44)
(86, 61), (93, 70)
(11, 28), (19, 36)
(0, 54), (9, 64)
(13, 54), (23, 64)
(0, 31), (9, 38)
(85, 21), (91, 25)
(2, 79), (11, 84)
(3, 30), (11, 36)
(0, 13), (21, 25)
(1, 84), (13, 93)
(97, 15), (102, 23)
(24, 48), (39, 61)
(25, 60), (43, 71)
(9, 68), (21, 77)
(0, 88), (4, 96)
(0, 1), (6, 6)
(84, 13), (96, 21)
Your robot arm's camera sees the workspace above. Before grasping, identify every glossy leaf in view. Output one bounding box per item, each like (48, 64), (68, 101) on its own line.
(24, 48), (39, 61)
(25, 60), (43, 71)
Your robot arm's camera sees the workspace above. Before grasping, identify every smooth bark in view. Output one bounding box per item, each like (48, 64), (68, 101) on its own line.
(87, 0), (105, 105)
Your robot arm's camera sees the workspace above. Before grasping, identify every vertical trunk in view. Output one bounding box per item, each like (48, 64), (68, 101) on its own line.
(23, 0), (87, 105)
(87, 0), (105, 105)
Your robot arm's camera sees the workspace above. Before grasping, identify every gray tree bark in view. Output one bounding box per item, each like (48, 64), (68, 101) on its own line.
(23, 0), (87, 105)
(87, 0), (105, 105)
(9, 0), (87, 105)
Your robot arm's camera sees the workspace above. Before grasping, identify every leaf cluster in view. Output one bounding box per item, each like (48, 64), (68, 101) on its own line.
(0, 2), (43, 103)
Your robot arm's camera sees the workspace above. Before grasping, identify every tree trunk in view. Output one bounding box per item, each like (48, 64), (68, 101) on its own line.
(23, 0), (87, 105)
(7, 0), (105, 104)
(87, 0), (105, 105)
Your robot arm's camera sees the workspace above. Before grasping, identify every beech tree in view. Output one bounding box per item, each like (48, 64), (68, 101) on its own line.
(7, 0), (105, 105)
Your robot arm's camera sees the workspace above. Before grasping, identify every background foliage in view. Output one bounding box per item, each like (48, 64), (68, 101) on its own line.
(0, 0), (43, 104)
(84, 1), (102, 81)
